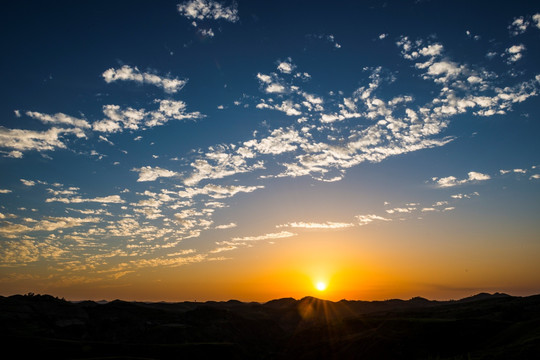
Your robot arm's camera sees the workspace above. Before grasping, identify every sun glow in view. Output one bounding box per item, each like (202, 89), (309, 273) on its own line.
(315, 281), (327, 291)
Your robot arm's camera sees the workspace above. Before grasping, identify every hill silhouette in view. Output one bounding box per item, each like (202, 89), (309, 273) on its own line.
(1, 292), (539, 359)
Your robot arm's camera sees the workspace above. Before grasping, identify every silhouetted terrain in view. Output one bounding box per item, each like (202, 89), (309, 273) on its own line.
(1, 292), (540, 359)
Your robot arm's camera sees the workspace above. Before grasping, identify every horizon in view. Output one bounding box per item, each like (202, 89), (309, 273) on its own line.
(1, 0), (540, 303)
(2, 290), (522, 304)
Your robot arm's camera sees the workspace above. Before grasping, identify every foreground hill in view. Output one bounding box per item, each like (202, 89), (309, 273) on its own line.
(1, 292), (539, 359)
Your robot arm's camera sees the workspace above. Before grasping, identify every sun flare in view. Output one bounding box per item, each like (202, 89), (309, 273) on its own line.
(315, 282), (327, 291)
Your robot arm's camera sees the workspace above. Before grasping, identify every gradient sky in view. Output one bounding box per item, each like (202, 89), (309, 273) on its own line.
(1, 0), (539, 302)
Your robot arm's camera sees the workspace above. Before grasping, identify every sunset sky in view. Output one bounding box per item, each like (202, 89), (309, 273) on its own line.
(1, 0), (539, 302)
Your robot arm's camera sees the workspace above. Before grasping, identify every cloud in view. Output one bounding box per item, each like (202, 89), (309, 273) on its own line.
(276, 221), (354, 229)
(277, 59), (295, 74)
(508, 16), (529, 36)
(385, 207), (416, 214)
(0, 216), (100, 235)
(356, 214), (391, 225)
(25, 111), (90, 129)
(0, 126), (83, 156)
(198, 28), (214, 37)
(505, 44), (526, 63)
(308, 34), (341, 48)
(215, 222), (237, 229)
(183, 144), (265, 186)
(256, 72), (287, 93)
(92, 100), (203, 133)
(20, 179), (36, 186)
(98, 135), (114, 146)
(132, 166), (179, 182)
(530, 174), (540, 180)
(178, 184), (263, 199)
(451, 192), (479, 199)
(534, 14), (540, 29)
(102, 65), (187, 93)
(46, 195), (125, 204)
(232, 231), (296, 241)
(432, 171), (490, 187)
(177, 0), (239, 23)
(0, 189), (12, 194)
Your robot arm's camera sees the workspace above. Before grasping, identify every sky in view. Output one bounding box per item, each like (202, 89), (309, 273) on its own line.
(1, 0), (539, 302)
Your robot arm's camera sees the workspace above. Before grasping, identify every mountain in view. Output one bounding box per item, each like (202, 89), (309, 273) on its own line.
(1, 293), (539, 359)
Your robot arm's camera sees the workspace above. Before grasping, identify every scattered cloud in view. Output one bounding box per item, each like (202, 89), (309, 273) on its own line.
(232, 231), (296, 241)
(26, 111), (90, 129)
(132, 166), (179, 182)
(102, 65), (187, 93)
(0, 189), (12, 194)
(505, 44), (526, 63)
(46, 195), (125, 204)
(533, 14), (540, 29)
(508, 16), (529, 36)
(177, 0), (239, 24)
(178, 184), (263, 199)
(356, 214), (391, 225)
(276, 221), (354, 229)
(20, 179), (36, 187)
(198, 28), (215, 37)
(432, 172), (490, 188)
(0, 126), (84, 156)
(450, 192), (479, 199)
(92, 99), (203, 133)
(215, 222), (237, 229)
(277, 58), (295, 74)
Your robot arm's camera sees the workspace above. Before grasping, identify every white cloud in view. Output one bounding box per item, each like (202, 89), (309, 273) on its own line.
(265, 83), (286, 93)
(93, 100), (203, 133)
(505, 44), (526, 63)
(356, 214), (391, 225)
(132, 166), (179, 182)
(0, 216), (100, 235)
(378, 33), (387, 40)
(432, 171), (490, 187)
(451, 192), (479, 199)
(178, 184), (263, 199)
(20, 179), (36, 186)
(530, 174), (540, 180)
(232, 231), (296, 241)
(242, 128), (304, 155)
(0, 126), (81, 155)
(0, 189), (12, 194)
(533, 14), (540, 29)
(25, 111), (90, 129)
(277, 59), (295, 74)
(177, 0), (239, 23)
(385, 207), (415, 214)
(419, 43), (444, 57)
(98, 135), (114, 146)
(276, 221), (354, 229)
(215, 222), (237, 229)
(508, 16), (529, 36)
(198, 28), (215, 37)
(46, 195), (124, 204)
(102, 65), (187, 93)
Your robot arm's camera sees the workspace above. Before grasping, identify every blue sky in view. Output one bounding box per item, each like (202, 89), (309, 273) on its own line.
(1, 0), (539, 301)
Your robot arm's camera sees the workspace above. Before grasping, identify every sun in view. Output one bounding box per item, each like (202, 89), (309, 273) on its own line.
(315, 281), (327, 291)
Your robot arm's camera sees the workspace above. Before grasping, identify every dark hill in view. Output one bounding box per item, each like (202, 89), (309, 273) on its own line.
(1, 293), (539, 359)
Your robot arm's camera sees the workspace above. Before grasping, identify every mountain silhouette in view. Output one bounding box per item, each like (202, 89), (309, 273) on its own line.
(1, 292), (539, 359)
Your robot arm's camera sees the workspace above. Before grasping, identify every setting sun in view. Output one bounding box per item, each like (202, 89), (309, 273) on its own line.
(315, 282), (327, 291)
